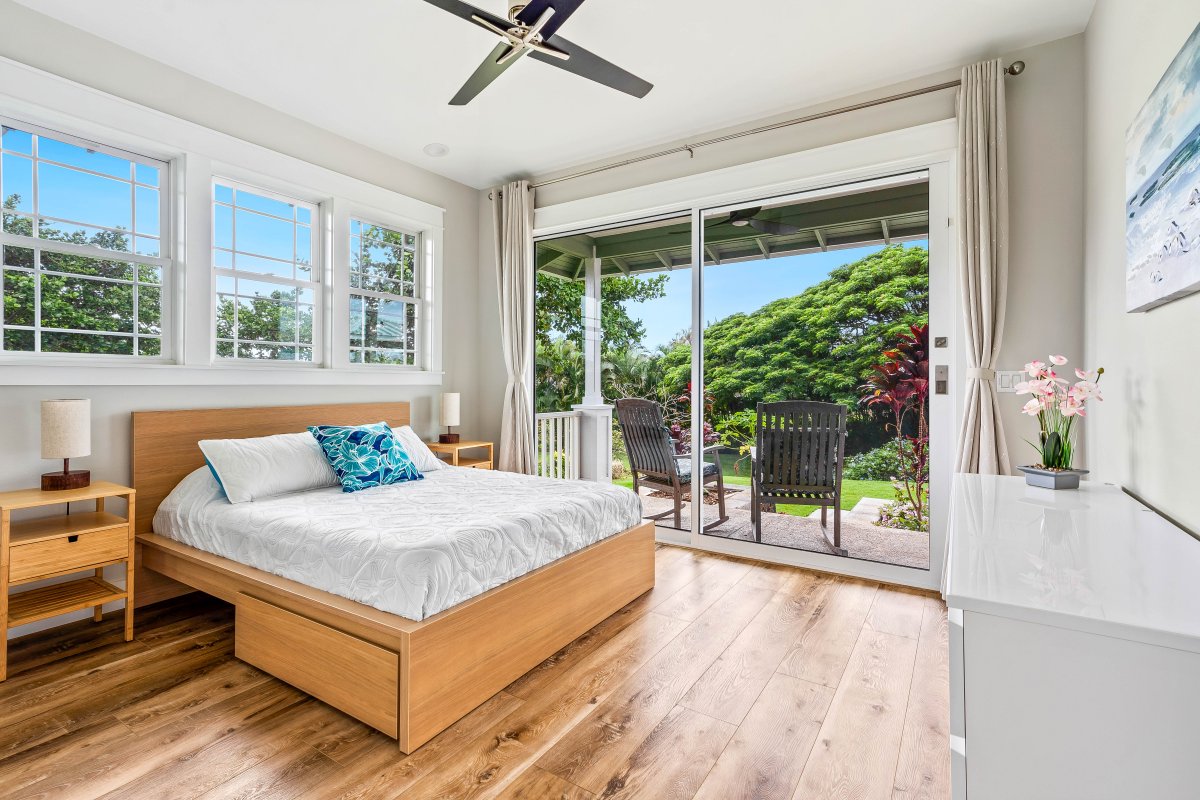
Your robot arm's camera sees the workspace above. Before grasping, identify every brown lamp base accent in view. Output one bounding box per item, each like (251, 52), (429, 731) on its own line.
(438, 433), (460, 444)
(42, 470), (91, 491)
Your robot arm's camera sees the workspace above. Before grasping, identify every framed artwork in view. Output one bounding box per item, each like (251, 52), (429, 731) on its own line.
(1126, 21), (1200, 312)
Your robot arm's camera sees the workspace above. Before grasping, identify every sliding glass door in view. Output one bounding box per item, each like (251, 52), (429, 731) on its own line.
(693, 173), (935, 572)
(532, 163), (953, 587)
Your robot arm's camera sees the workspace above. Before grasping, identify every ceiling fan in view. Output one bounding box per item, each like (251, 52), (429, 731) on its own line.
(672, 208), (801, 237)
(421, 0), (653, 105)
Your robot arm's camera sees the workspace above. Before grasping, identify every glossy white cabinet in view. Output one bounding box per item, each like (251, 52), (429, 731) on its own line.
(944, 475), (1200, 800)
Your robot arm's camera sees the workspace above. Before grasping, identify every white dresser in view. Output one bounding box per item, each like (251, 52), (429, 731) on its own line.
(944, 475), (1200, 800)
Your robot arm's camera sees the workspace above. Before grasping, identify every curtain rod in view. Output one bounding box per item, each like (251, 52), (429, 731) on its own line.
(512, 60), (1025, 192)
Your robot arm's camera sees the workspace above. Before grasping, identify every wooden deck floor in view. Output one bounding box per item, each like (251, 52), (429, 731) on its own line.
(0, 545), (949, 799)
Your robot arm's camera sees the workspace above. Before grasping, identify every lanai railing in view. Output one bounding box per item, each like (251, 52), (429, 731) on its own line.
(535, 411), (582, 479)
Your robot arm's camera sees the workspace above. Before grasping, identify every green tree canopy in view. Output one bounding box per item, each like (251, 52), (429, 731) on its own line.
(3, 193), (161, 355)
(658, 244), (929, 416)
(534, 271), (668, 411)
(535, 272), (668, 354)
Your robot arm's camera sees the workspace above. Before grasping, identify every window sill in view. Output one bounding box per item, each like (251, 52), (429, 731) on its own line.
(0, 361), (445, 387)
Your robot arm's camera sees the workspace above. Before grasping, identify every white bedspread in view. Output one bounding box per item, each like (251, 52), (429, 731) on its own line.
(153, 466), (643, 621)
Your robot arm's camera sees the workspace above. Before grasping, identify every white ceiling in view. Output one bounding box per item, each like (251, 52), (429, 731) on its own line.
(16, 0), (1095, 189)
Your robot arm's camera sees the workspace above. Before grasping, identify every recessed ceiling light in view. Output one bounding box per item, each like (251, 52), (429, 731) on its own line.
(423, 143), (450, 158)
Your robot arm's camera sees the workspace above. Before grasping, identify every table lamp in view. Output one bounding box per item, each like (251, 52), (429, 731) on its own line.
(440, 392), (461, 444)
(41, 398), (92, 490)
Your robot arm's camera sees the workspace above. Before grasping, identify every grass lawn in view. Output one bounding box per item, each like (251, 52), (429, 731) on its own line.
(613, 451), (896, 518)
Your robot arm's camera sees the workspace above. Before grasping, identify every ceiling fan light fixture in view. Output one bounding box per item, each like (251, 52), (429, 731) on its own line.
(423, 142), (451, 157)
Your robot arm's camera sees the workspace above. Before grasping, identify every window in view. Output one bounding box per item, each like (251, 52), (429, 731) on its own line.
(213, 180), (319, 362)
(348, 218), (419, 366)
(0, 120), (168, 357)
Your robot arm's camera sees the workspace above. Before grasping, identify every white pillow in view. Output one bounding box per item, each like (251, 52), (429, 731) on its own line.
(393, 425), (446, 472)
(199, 432), (338, 504)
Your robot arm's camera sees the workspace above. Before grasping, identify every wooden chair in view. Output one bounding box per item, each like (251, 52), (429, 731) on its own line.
(615, 398), (727, 531)
(752, 401), (848, 556)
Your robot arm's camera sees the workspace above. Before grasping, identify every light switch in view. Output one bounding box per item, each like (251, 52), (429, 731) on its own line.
(995, 371), (1026, 393)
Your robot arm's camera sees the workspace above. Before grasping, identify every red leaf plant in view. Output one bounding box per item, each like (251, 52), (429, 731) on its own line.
(859, 323), (930, 531)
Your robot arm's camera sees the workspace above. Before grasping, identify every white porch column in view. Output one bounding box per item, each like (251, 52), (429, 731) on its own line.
(581, 247), (603, 406)
(572, 403), (613, 482)
(575, 247), (611, 481)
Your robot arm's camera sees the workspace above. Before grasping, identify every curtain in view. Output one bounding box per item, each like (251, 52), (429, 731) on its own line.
(492, 180), (536, 473)
(955, 59), (1012, 475)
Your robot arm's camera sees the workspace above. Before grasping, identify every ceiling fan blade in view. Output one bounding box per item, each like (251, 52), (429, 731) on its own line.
(449, 42), (523, 106)
(529, 34), (653, 98)
(747, 218), (800, 236)
(421, 0), (512, 31)
(515, 0), (588, 41)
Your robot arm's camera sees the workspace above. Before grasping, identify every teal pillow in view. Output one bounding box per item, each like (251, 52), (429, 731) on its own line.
(308, 422), (423, 493)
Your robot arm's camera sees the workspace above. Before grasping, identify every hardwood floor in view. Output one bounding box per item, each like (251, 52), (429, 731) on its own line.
(0, 545), (950, 799)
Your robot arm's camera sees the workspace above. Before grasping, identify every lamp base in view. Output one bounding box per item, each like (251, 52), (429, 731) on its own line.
(438, 433), (460, 444)
(42, 470), (90, 491)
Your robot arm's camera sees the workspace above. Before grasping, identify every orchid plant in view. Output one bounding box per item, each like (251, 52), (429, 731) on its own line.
(1016, 355), (1104, 471)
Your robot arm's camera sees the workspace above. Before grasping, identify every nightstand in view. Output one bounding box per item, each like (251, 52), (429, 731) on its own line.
(428, 440), (494, 469)
(1, 481), (136, 681)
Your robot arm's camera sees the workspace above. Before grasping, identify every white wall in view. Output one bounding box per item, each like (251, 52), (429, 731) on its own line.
(1083, 0), (1200, 532)
(479, 34), (1086, 468)
(0, 1), (483, 635)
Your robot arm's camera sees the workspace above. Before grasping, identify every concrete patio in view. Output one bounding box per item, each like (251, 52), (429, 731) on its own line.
(636, 485), (930, 570)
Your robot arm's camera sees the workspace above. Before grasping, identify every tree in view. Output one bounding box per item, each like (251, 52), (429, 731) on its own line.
(534, 270), (668, 411)
(658, 244), (928, 417)
(535, 272), (668, 354)
(3, 193), (160, 355)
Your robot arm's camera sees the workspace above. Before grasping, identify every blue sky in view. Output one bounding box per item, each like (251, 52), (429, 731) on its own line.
(630, 241), (927, 351)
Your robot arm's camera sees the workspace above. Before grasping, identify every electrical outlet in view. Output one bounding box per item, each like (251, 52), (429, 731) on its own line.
(995, 371), (1026, 393)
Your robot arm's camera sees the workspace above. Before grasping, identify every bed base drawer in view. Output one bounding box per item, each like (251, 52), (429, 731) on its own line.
(234, 593), (399, 737)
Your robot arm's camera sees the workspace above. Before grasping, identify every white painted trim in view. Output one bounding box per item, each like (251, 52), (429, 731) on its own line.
(533, 119), (956, 237)
(0, 363), (445, 386)
(0, 57), (445, 226)
(0, 55), (447, 385)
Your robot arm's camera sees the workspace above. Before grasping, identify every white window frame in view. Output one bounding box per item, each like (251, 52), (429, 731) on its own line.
(0, 115), (174, 363)
(210, 176), (324, 366)
(346, 215), (424, 368)
(330, 200), (440, 374)
(0, 57), (446, 386)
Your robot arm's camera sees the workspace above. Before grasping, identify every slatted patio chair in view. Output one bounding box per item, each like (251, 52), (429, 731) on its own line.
(615, 398), (727, 531)
(752, 400), (848, 556)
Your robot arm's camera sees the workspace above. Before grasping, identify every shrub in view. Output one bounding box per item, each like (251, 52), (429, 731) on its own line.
(843, 441), (902, 481)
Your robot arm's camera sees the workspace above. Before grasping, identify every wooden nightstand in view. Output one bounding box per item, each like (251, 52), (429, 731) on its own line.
(1, 481), (136, 681)
(428, 440), (494, 469)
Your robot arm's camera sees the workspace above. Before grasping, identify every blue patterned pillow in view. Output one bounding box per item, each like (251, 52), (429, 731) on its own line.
(308, 422), (423, 493)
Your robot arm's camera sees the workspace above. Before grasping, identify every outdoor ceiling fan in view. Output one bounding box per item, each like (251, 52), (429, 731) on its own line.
(421, 0), (653, 105)
(671, 208), (801, 237)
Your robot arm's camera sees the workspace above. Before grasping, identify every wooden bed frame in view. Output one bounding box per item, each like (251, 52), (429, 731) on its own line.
(131, 402), (655, 753)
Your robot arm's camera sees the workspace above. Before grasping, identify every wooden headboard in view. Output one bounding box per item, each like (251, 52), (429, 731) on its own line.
(131, 402), (411, 535)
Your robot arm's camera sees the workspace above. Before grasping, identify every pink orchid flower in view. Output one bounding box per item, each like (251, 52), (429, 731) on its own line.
(1074, 368), (1090, 380)
(1021, 398), (1043, 416)
(1050, 354), (1068, 366)
(1025, 360), (1046, 377)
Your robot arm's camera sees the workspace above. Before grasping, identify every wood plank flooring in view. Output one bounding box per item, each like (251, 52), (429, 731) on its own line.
(0, 545), (950, 799)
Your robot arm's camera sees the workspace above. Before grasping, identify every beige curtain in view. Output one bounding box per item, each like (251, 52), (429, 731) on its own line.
(492, 180), (536, 473)
(955, 59), (1012, 475)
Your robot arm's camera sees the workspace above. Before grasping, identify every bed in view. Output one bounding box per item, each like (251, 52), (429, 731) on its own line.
(132, 402), (655, 753)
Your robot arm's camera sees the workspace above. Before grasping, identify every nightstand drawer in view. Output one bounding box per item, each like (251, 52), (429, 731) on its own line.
(9, 526), (128, 583)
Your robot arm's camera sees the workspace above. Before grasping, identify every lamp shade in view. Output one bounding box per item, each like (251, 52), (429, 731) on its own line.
(441, 393), (461, 428)
(41, 399), (91, 460)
